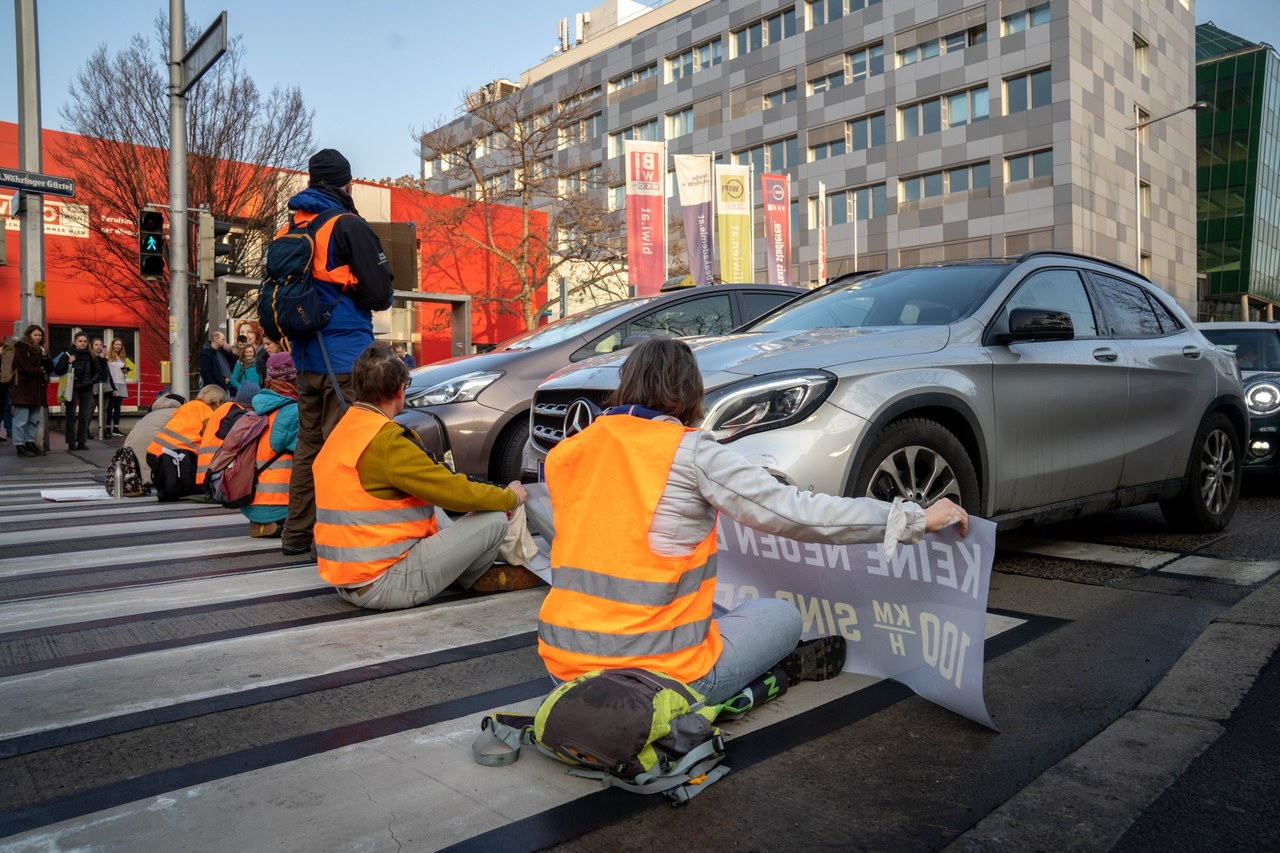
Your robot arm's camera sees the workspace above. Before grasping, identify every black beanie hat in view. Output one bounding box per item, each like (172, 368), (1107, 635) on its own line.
(309, 148), (352, 187)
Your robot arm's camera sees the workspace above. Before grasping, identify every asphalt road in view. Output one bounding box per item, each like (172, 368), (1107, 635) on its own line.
(0, 440), (1277, 851)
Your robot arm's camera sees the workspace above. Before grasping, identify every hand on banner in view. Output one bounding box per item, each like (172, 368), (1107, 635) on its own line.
(924, 498), (969, 537)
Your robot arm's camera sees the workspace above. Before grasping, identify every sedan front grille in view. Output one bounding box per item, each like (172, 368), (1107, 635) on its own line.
(529, 388), (612, 454)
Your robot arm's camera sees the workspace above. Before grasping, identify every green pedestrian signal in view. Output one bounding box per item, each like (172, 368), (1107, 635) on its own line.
(138, 209), (166, 278)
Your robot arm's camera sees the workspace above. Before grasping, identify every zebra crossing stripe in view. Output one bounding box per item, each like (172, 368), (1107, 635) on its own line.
(0, 513), (248, 546)
(3, 502), (233, 525)
(0, 537), (284, 579)
(0, 566), (324, 634)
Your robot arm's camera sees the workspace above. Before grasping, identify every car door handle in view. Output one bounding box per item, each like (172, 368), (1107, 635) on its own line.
(1092, 347), (1119, 362)
(1182, 345), (1202, 359)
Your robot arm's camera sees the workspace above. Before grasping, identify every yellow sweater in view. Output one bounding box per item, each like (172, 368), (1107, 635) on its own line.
(355, 420), (517, 514)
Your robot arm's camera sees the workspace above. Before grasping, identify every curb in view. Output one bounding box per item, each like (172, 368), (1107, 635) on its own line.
(945, 574), (1280, 852)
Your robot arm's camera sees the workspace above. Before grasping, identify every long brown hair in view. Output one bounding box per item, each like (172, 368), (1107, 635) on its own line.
(608, 338), (705, 426)
(108, 338), (128, 360)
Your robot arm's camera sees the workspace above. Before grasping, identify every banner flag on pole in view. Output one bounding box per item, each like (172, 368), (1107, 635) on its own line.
(761, 173), (791, 285)
(715, 164), (753, 284)
(624, 140), (667, 295)
(817, 181), (827, 288)
(675, 154), (716, 285)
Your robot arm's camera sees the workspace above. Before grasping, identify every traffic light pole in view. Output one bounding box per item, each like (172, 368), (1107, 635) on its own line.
(15, 0), (45, 333)
(167, 0), (190, 398)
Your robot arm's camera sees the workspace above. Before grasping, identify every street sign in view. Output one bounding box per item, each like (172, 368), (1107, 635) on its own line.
(0, 167), (75, 198)
(179, 11), (227, 96)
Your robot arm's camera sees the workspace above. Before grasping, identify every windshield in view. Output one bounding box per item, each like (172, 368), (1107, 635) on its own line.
(1202, 329), (1280, 372)
(748, 265), (1011, 332)
(501, 297), (657, 351)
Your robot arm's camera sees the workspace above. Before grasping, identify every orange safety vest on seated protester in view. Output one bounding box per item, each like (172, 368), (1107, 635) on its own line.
(251, 409), (293, 508)
(537, 415), (721, 685)
(146, 400), (213, 459)
(312, 406), (438, 587)
(196, 401), (241, 486)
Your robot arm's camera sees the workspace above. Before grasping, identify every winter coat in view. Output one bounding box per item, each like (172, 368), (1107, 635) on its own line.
(230, 361), (262, 392)
(125, 395), (184, 486)
(199, 343), (234, 390)
(12, 338), (54, 408)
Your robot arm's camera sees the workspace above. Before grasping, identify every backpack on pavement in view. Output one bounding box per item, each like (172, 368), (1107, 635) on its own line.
(207, 412), (287, 509)
(151, 448), (197, 503)
(472, 667), (729, 805)
(106, 446), (149, 498)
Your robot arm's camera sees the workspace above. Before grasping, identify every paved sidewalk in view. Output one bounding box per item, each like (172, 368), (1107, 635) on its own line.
(1, 429), (125, 478)
(947, 573), (1280, 851)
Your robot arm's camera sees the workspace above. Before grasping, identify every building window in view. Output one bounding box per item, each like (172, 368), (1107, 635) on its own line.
(609, 64), (658, 93)
(849, 43), (885, 81)
(900, 86), (988, 138)
(900, 161), (990, 206)
(608, 118), (661, 157)
(812, 183), (888, 225)
(1006, 68), (1052, 114)
(733, 9), (796, 57)
(1006, 148), (1053, 185)
(1133, 32), (1149, 75)
(562, 165), (603, 195)
(897, 24), (986, 66)
(735, 136), (800, 174)
(560, 113), (603, 149)
(764, 83), (798, 109)
(669, 38), (722, 81)
(810, 64), (847, 95)
(808, 0), (881, 29)
(1002, 2), (1050, 35)
(850, 113), (886, 150)
(810, 136), (846, 161)
(947, 161), (991, 194)
(1139, 180), (1151, 216)
(1136, 106), (1150, 144)
(667, 107), (695, 138)
(609, 185), (625, 212)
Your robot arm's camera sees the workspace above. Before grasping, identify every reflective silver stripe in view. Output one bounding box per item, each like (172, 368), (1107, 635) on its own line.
(316, 506), (433, 526)
(156, 427), (191, 448)
(256, 482), (290, 494)
(316, 540), (414, 563)
(197, 464), (209, 475)
(552, 555), (717, 606)
(264, 457), (293, 470)
(537, 617), (711, 658)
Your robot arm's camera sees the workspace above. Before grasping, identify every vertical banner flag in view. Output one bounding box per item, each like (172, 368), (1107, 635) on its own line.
(674, 155), (716, 285)
(715, 164), (753, 283)
(817, 181), (828, 287)
(624, 140), (667, 296)
(716, 517), (999, 729)
(761, 173), (792, 285)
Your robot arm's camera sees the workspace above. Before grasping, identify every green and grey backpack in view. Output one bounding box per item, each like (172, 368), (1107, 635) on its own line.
(472, 667), (729, 805)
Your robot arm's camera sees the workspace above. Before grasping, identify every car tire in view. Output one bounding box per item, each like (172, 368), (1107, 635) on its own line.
(851, 418), (981, 512)
(1159, 411), (1241, 533)
(494, 418), (530, 485)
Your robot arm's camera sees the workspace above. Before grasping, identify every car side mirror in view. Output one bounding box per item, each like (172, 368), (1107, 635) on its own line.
(996, 307), (1075, 343)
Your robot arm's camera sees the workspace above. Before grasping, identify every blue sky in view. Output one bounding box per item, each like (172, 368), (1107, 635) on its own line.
(2, 0), (1277, 180)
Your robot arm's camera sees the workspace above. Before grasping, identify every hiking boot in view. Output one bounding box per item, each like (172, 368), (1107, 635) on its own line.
(28, 443), (46, 456)
(249, 522), (281, 539)
(775, 636), (847, 685)
(470, 564), (542, 593)
(16, 444), (34, 458)
(282, 541), (316, 558)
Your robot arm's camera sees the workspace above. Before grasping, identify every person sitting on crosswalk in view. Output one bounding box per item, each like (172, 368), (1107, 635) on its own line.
(197, 382), (259, 489)
(311, 343), (533, 609)
(146, 385), (226, 501)
(243, 354), (299, 539)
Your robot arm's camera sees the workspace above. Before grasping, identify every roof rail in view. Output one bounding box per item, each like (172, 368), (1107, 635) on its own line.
(1016, 250), (1149, 281)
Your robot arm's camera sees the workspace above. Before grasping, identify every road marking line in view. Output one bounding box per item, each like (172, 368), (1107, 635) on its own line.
(998, 535), (1173, 569)
(1157, 556), (1280, 586)
(0, 537), (283, 579)
(0, 566), (324, 633)
(0, 513), (246, 546)
(2, 502), (232, 524)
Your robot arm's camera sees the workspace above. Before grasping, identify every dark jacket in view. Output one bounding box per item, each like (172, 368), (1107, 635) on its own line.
(200, 342), (234, 389)
(284, 186), (394, 374)
(55, 344), (101, 392)
(12, 337), (54, 407)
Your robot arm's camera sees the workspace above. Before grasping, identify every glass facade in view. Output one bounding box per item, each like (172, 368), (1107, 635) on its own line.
(1195, 24), (1280, 315)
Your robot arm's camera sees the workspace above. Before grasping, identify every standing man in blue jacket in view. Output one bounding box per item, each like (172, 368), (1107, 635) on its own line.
(280, 148), (394, 557)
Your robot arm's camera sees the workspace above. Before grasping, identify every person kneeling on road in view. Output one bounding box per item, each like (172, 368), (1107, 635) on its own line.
(530, 338), (970, 706)
(312, 343), (533, 610)
(243, 354), (300, 538)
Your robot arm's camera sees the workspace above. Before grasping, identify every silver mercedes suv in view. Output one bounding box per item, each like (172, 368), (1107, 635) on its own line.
(529, 253), (1248, 532)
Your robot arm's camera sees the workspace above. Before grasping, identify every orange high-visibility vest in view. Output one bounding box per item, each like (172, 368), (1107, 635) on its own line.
(276, 210), (356, 288)
(196, 401), (242, 485)
(313, 406), (437, 587)
(251, 409), (293, 508)
(537, 415), (721, 684)
(147, 400), (213, 458)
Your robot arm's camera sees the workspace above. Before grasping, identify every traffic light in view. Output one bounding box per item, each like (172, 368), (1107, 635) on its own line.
(138, 209), (166, 278)
(197, 212), (235, 282)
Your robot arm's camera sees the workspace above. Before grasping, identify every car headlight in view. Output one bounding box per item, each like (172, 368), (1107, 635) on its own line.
(701, 370), (835, 442)
(405, 370), (503, 407)
(1246, 381), (1280, 416)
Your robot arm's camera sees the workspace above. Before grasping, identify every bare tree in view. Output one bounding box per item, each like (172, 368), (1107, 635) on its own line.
(57, 15), (313, 366)
(398, 78), (629, 332)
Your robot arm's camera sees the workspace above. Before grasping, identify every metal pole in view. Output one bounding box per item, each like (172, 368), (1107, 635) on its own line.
(559, 275), (568, 319)
(168, 0), (190, 397)
(15, 0), (45, 331)
(1134, 105), (1142, 274)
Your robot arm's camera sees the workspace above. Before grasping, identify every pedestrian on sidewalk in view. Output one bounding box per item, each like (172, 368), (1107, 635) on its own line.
(55, 332), (103, 451)
(0, 334), (14, 444)
(243, 353), (300, 538)
(531, 338), (971, 704)
(106, 338), (134, 437)
(199, 331), (235, 392)
(10, 325), (54, 458)
(312, 344), (528, 609)
(230, 343), (262, 393)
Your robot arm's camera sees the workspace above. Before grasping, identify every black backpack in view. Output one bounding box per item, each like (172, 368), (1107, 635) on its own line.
(151, 449), (197, 503)
(106, 446), (149, 498)
(258, 208), (347, 343)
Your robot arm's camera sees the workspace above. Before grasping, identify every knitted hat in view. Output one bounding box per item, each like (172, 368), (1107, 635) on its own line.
(234, 381), (260, 405)
(308, 148), (352, 187)
(266, 352), (297, 385)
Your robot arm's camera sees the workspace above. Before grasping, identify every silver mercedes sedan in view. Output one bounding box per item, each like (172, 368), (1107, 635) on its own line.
(529, 252), (1248, 532)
